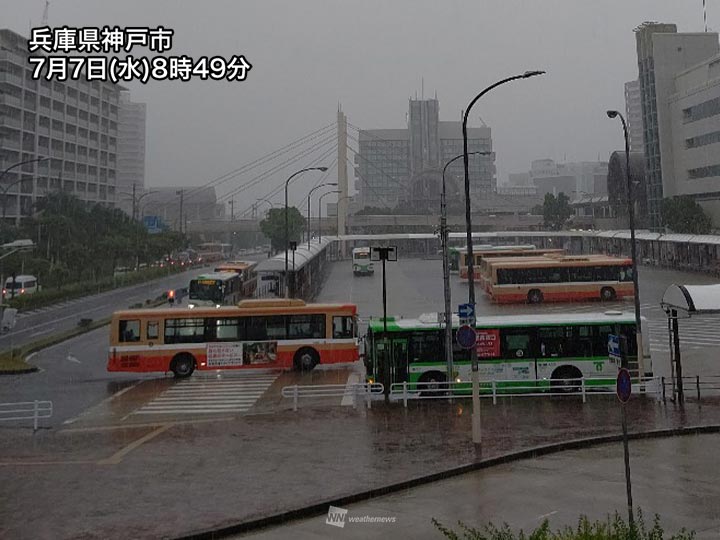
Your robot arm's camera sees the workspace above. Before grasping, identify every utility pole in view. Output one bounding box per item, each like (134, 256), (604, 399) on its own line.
(131, 183), (137, 221)
(176, 189), (184, 234)
(230, 199), (235, 221)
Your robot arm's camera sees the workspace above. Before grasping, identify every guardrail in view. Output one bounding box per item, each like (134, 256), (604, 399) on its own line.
(0, 400), (53, 430)
(660, 375), (720, 402)
(389, 377), (660, 407)
(281, 383), (385, 411)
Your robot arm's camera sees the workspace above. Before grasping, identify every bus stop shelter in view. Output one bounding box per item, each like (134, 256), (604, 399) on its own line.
(661, 283), (720, 402)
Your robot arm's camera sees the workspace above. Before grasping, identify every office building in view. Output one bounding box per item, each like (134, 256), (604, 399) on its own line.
(355, 97), (495, 211)
(624, 79), (644, 153)
(116, 91), (146, 216)
(634, 22), (719, 228)
(0, 28), (121, 223)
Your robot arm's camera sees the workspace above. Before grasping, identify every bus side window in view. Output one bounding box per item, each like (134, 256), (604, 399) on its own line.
(333, 316), (354, 339)
(147, 321), (159, 340)
(119, 319), (140, 342)
(501, 329), (530, 359)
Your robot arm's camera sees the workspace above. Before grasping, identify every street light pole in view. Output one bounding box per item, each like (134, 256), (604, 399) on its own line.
(462, 71), (545, 446)
(306, 182), (338, 249)
(442, 151), (489, 387)
(607, 110), (644, 376)
(284, 167), (328, 297)
(0, 157), (48, 225)
(319, 189), (341, 243)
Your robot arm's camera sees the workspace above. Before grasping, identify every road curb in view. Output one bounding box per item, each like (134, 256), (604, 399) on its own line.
(175, 423), (720, 539)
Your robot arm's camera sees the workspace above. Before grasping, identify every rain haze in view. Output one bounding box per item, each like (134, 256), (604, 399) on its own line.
(0, 0), (710, 208)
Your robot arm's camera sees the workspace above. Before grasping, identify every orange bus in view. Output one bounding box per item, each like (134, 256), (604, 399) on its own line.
(485, 255), (634, 304)
(477, 254), (560, 292)
(214, 260), (258, 298)
(459, 247), (564, 281)
(108, 299), (358, 378)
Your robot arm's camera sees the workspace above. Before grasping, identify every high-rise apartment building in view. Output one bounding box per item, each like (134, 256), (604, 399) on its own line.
(0, 29), (122, 223)
(624, 79), (644, 153)
(635, 22), (719, 228)
(355, 97), (495, 210)
(117, 91), (146, 216)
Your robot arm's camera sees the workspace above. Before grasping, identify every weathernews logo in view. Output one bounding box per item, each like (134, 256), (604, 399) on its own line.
(325, 505), (397, 528)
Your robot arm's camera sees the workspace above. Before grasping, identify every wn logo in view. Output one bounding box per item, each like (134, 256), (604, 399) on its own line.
(326, 505), (348, 528)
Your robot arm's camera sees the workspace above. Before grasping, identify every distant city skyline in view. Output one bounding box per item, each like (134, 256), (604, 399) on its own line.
(0, 0), (713, 209)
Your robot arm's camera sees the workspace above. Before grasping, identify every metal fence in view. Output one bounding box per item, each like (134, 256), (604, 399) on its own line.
(281, 383), (385, 411)
(0, 400), (53, 430)
(659, 375), (720, 402)
(388, 377), (661, 407)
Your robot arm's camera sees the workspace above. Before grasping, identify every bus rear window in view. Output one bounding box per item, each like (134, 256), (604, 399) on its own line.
(333, 316), (355, 339)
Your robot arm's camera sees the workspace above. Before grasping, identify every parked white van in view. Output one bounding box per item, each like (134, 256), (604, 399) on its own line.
(3, 275), (40, 297)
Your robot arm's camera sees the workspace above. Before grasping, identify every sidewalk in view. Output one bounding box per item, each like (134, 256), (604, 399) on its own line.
(1, 396), (719, 539)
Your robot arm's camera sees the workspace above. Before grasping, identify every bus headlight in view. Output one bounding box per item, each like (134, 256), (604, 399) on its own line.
(188, 304), (195, 309)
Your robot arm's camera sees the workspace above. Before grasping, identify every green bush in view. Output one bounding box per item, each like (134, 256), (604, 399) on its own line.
(432, 511), (694, 540)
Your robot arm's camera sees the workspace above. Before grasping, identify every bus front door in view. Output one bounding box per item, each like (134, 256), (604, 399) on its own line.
(374, 337), (408, 394)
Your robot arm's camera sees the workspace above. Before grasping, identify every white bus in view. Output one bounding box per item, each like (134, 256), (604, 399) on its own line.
(352, 247), (374, 276)
(188, 271), (242, 308)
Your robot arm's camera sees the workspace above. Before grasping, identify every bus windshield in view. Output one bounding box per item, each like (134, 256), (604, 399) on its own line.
(189, 280), (223, 303)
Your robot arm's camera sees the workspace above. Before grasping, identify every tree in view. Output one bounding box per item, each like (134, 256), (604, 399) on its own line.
(259, 207), (305, 251)
(661, 196), (712, 234)
(542, 192), (573, 230)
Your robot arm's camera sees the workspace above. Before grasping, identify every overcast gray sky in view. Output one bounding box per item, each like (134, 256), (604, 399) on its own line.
(0, 0), (711, 212)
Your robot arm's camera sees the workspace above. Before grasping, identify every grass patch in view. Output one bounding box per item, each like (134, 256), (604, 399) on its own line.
(0, 348), (35, 372)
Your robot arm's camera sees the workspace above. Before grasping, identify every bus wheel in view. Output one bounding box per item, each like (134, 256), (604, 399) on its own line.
(600, 287), (616, 301)
(171, 353), (195, 378)
(550, 366), (582, 393)
(527, 289), (543, 304)
(419, 371), (447, 396)
(294, 347), (319, 371)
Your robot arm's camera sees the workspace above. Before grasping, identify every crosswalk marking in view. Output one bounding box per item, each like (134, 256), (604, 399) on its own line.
(133, 372), (278, 415)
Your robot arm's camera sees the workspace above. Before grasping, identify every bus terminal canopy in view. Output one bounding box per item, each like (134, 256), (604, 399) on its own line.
(661, 283), (720, 315)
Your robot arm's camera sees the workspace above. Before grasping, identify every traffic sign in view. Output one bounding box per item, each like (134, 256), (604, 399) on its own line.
(616, 368), (632, 403)
(458, 303), (475, 320)
(608, 334), (622, 364)
(456, 324), (477, 349)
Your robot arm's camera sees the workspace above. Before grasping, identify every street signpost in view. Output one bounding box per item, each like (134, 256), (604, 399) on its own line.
(371, 246), (397, 396)
(616, 364), (634, 528)
(608, 333), (622, 364)
(616, 368), (632, 403)
(458, 302), (476, 326)
(456, 324), (477, 350)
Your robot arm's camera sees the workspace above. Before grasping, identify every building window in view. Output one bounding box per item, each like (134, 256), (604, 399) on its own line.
(688, 164), (720, 179)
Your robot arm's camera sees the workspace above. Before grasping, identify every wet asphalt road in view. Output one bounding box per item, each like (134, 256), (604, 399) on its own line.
(0, 265), (210, 351)
(5, 258), (720, 429)
(2, 258), (720, 539)
(242, 433), (720, 540)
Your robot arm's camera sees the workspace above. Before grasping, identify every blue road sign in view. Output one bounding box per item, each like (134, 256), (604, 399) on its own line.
(458, 303), (475, 320)
(617, 368), (632, 403)
(456, 324), (477, 350)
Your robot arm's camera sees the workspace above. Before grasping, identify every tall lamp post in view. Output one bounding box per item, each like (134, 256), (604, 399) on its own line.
(306, 182), (337, 248)
(606, 110), (643, 375)
(318, 189), (341, 242)
(462, 70), (545, 446)
(441, 151), (491, 387)
(0, 157), (48, 224)
(285, 167), (328, 297)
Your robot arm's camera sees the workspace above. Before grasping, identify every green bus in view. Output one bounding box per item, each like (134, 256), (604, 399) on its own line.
(364, 311), (649, 392)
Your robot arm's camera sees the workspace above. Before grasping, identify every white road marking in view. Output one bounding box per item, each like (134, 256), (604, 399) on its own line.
(341, 372), (361, 406)
(66, 355), (81, 364)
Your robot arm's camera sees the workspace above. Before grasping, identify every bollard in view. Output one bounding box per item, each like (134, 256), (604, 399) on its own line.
(402, 381), (408, 408)
(581, 378), (586, 403)
(697, 375), (701, 401)
(33, 400), (39, 432)
(292, 385), (298, 412)
(366, 384), (371, 410)
(661, 376), (666, 403)
(492, 380), (497, 405)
